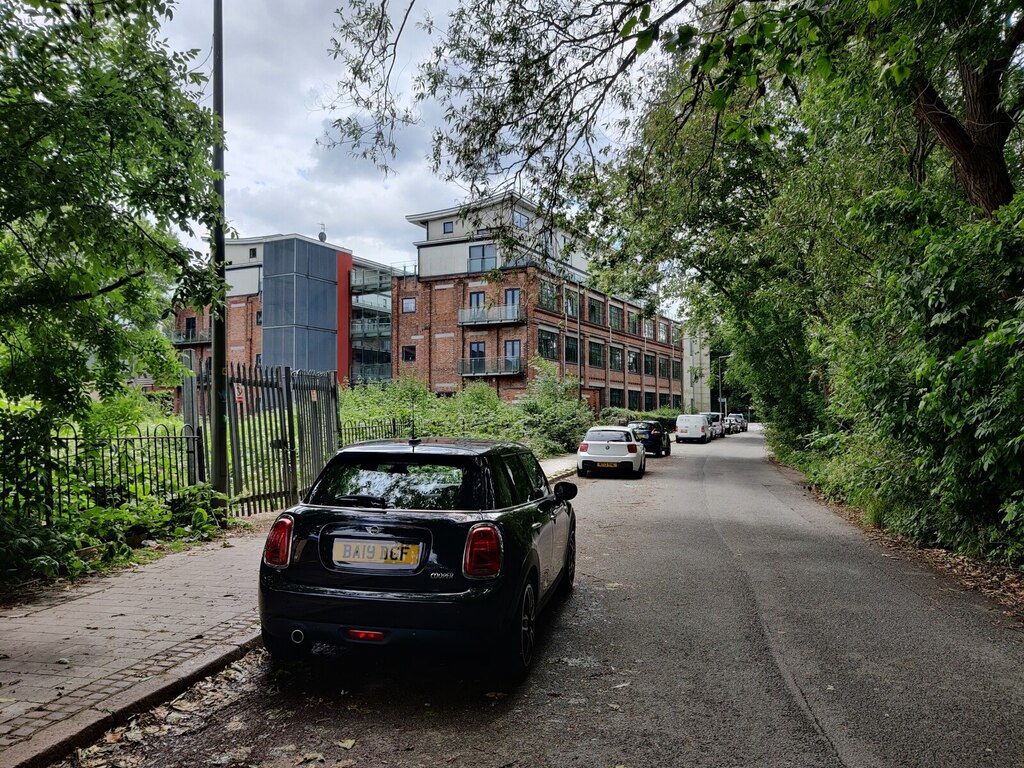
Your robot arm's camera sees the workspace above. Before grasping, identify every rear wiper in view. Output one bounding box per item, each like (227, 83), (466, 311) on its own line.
(333, 494), (388, 509)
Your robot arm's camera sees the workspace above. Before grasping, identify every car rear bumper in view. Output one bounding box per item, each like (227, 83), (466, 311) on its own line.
(577, 456), (641, 472)
(259, 574), (514, 648)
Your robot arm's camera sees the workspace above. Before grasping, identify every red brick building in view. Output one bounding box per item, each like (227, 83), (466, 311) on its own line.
(395, 196), (710, 411)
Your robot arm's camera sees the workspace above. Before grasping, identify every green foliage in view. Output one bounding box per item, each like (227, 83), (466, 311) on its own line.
(0, 1), (221, 419)
(339, 361), (593, 457)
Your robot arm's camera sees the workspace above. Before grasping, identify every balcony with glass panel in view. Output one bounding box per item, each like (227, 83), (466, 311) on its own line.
(171, 327), (212, 345)
(457, 303), (524, 326)
(349, 317), (393, 337)
(457, 356), (523, 377)
(350, 267), (394, 295)
(349, 363), (392, 382)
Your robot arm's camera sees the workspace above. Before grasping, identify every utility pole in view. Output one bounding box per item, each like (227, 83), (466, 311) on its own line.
(210, 0), (228, 504)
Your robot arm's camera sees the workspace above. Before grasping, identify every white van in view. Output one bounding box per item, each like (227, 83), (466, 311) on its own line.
(675, 414), (711, 444)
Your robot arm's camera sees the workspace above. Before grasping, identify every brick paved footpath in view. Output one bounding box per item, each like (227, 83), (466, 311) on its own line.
(0, 453), (579, 768)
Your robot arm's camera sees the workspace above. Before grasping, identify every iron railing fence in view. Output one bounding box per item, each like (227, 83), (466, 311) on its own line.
(0, 423), (201, 523)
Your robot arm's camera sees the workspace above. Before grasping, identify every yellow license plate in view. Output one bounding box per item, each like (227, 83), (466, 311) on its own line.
(597, 461), (618, 468)
(332, 539), (420, 566)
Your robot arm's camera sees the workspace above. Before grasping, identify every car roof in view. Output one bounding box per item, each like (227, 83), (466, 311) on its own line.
(587, 425), (633, 431)
(626, 419), (658, 425)
(336, 437), (528, 457)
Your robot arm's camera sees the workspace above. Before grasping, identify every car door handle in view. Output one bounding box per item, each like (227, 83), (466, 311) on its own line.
(532, 522), (543, 531)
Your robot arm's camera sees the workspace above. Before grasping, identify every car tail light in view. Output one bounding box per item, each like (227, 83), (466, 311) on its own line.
(263, 515), (293, 567)
(628, 444), (638, 454)
(347, 629), (387, 642)
(675, 425), (679, 432)
(579, 442), (589, 452)
(464, 524), (502, 578)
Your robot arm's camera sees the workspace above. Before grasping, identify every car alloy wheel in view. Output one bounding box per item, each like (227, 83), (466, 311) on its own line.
(558, 527), (576, 598)
(517, 581), (537, 667)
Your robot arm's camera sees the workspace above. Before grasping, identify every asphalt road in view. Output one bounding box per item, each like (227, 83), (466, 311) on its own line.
(55, 428), (1024, 768)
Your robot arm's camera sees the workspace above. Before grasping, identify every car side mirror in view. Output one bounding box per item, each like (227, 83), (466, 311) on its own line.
(554, 481), (577, 501)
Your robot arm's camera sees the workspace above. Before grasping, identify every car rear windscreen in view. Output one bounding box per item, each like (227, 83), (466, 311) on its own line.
(306, 456), (483, 510)
(585, 429), (631, 442)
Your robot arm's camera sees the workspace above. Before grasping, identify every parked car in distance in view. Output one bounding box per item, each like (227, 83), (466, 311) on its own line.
(259, 438), (578, 679)
(577, 426), (646, 478)
(728, 413), (749, 432)
(675, 414), (711, 444)
(723, 415), (740, 434)
(626, 420), (671, 457)
(700, 411), (726, 438)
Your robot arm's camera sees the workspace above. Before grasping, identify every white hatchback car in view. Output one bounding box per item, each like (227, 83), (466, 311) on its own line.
(577, 426), (646, 478)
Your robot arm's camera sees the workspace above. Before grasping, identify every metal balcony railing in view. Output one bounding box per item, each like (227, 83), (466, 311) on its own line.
(457, 304), (524, 326)
(349, 318), (393, 337)
(349, 364), (392, 382)
(170, 328), (212, 344)
(457, 356), (523, 377)
(350, 268), (393, 295)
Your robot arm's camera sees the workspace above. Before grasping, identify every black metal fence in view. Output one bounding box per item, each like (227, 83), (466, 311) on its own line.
(184, 364), (341, 516)
(338, 416), (415, 447)
(0, 422), (201, 523)
(50, 424), (201, 518)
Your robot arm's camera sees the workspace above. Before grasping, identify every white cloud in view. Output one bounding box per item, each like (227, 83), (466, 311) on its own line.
(162, 0), (454, 266)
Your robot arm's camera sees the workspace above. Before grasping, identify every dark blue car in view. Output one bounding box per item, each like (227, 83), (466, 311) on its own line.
(626, 420), (672, 457)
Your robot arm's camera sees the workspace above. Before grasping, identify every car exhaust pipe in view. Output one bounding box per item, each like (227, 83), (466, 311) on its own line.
(290, 628), (305, 645)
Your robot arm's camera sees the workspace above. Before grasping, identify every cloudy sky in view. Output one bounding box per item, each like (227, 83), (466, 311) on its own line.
(162, 1), (456, 267)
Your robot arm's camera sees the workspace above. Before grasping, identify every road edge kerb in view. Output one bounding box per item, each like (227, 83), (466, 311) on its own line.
(1, 631), (262, 768)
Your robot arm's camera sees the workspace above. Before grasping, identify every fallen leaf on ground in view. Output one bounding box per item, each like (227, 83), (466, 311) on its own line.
(335, 739), (356, 750)
(611, 682), (630, 689)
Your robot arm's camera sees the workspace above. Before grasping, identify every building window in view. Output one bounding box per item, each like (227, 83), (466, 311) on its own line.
(468, 243), (498, 272)
(565, 290), (578, 318)
(469, 291), (484, 308)
(565, 336), (579, 364)
(538, 330), (558, 361)
(672, 394), (682, 409)
(248, 247), (257, 260)
(402, 297), (416, 313)
(658, 357), (670, 379)
(504, 340), (521, 371)
(504, 287), (521, 306)
(627, 350), (640, 374)
(255, 310), (263, 326)
(185, 316), (196, 333)
(468, 341), (486, 374)
(628, 311), (639, 335)
(672, 359), (681, 380)
(643, 318), (655, 338)
(628, 390), (641, 410)
(587, 297), (604, 325)
(402, 345), (416, 362)
(658, 322), (669, 343)
(609, 306), (624, 330)
(644, 353), (655, 376)
(659, 393), (670, 408)
(512, 210), (529, 229)
(443, 221), (454, 234)
(538, 280), (559, 311)
(610, 388), (624, 407)
(588, 341), (604, 368)
(609, 347), (623, 372)
(644, 392), (656, 411)
(255, 353), (262, 366)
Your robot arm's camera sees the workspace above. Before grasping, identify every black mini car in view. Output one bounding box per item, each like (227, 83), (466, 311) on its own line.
(259, 438), (577, 677)
(626, 420), (672, 457)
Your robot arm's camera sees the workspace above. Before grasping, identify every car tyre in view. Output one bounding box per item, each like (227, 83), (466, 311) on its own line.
(665, 442), (671, 456)
(634, 460), (646, 479)
(262, 629), (311, 665)
(576, 465), (587, 478)
(502, 578), (538, 679)
(557, 526), (576, 599)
